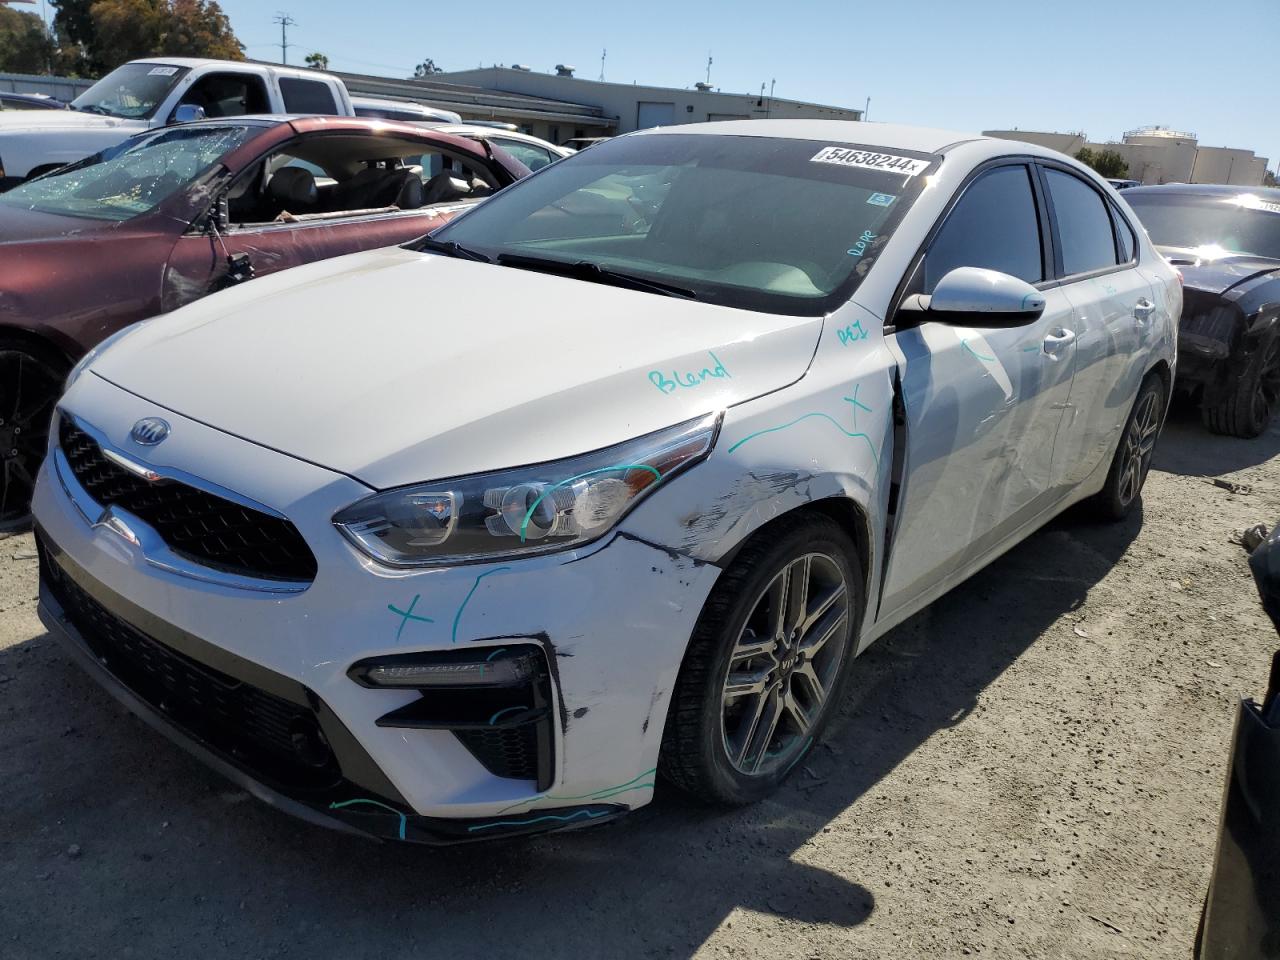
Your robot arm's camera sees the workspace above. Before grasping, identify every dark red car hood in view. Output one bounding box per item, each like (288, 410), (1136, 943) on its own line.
(0, 205), (129, 244)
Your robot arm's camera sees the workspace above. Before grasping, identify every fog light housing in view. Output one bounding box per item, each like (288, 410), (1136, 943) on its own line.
(349, 648), (539, 689)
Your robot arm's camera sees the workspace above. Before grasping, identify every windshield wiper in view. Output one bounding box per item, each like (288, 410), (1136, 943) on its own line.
(495, 253), (698, 300)
(409, 235), (492, 262)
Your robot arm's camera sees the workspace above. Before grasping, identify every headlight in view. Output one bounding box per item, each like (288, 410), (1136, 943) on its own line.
(334, 413), (719, 566)
(65, 321), (146, 390)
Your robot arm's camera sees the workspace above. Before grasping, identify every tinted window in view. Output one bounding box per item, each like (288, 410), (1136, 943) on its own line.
(924, 164), (1043, 292)
(1112, 204), (1136, 262)
(1045, 169), (1118, 275)
(280, 77), (338, 114)
(1125, 192), (1280, 261)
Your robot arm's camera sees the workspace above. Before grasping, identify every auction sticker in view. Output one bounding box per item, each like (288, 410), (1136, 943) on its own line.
(148, 66), (179, 76)
(811, 146), (929, 177)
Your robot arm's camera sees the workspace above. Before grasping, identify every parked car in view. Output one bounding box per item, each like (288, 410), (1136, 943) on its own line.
(1107, 178), (1140, 190)
(351, 96), (461, 124)
(0, 57), (355, 190)
(1197, 523), (1280, 958)
(0, 115), (527, 528)
(1125, 184), (1280, 437)
(32, 120), (1178, 843)
(0, 92), (67, 112)
(426, 123), (572, 170)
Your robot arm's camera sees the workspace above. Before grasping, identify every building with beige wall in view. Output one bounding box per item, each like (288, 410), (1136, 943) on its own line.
(983, 125), (1269, 186)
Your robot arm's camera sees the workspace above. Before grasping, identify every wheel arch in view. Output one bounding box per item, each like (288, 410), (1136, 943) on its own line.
(0, 323), (76, 371)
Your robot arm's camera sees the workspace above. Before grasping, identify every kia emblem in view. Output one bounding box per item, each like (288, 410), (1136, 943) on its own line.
(130, 417), (170, 446)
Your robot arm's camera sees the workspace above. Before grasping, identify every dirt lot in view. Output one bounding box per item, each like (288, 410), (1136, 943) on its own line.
(1, 405), (1277, 960)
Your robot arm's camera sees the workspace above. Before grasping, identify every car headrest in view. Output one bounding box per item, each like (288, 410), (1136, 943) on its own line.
(395, 175), (425, 210)
(268, 167), (318, 208)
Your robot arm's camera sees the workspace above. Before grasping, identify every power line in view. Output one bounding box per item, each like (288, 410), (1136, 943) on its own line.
(272, 12), (296, 66)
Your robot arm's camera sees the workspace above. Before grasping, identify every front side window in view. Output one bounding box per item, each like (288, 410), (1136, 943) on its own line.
(492, 138), (555, 171)
(71, 62), (190, 120)
(1124, 192), (1280, 261)
(177, 72), (270, 119)
(0, 124), (254, 221)
(924, 164), (1043, 292)
(434, 134), (937, 315)
(1045, 168), (1118, 276)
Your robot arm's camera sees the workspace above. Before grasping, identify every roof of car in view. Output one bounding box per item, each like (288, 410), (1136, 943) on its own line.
(1123, 183), (1280, 200)
(638, 119), (986, 154)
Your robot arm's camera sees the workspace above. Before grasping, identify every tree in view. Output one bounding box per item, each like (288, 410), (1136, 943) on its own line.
(51, 0), (243, 77)
(413, 58), (442, 78)
(1075, 146), (1130, 179)
(0, 7), (53, 74)
(304, 51), (329, 70)
(1264, 169), (1277, 188)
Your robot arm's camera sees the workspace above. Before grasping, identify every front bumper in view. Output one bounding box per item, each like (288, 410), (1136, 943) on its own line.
(32, 374), (721, 840)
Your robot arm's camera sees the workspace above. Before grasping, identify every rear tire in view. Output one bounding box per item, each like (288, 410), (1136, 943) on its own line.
(660, 514), (864, 805)
(1202, 331), (1280, 439)
(1090, 373), (1164, 522)
(0, 339), (67, 532)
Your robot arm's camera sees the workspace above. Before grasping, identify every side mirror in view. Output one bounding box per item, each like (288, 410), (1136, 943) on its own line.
(171, 104), (206, 125)
(899, 267), (1046, 328)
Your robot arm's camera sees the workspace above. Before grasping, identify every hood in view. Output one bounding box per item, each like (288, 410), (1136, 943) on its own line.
(0, 110), (132, 134)
(1158, 247), (1280, 299)
(91, 248), (824, 488)
(0, 203), (115, 243)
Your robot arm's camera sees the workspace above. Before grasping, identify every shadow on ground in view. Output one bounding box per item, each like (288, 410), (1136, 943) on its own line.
(7, 418), (1249, 959)
(1154, 398), (1280, 478)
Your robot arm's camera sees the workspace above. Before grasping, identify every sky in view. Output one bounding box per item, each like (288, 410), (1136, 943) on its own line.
(92, 0), (1280, 169)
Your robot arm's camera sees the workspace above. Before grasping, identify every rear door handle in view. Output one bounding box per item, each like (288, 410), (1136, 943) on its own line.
(1042, 327), (1076, 359)
(1134, 297), (1157, 321)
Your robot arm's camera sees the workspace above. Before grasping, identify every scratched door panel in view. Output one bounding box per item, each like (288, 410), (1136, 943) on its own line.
(878, 287), (1076, 620)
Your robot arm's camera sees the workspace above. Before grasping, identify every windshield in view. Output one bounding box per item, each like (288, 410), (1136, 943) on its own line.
(0, 124), (253, 222)
(1126, 193), (1280, 261)
(71, 62), (190, 120)
(433, 133), (936, 314)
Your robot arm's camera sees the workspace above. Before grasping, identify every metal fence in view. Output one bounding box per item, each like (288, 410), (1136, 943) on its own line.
(0, 72), (93, 102)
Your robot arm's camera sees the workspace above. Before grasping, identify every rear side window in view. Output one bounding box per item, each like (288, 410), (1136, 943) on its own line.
(493, 138), (555, 171)
(924, 164), (1043, 293)
(280, 78), (339, 115)
(1045, 169), (1118, 275)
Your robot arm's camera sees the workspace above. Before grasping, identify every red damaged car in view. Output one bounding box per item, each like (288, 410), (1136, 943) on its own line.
(0, 115), (528, 527)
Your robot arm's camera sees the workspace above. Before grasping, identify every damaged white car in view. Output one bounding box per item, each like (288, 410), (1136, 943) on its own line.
(33, 120), (1179, 842)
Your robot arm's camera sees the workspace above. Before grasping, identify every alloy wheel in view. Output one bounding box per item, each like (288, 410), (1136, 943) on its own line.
(720, 552), (850, 776)
(0, 350), (61, 530)
(1252, 337), (1280, 430)
(1117, 389), (1161, 507)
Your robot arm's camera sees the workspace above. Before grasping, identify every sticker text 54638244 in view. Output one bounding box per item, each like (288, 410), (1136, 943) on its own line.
(811, 147), (930, 178)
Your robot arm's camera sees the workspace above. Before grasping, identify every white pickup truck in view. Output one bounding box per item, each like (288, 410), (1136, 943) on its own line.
(0, 57), (355, 190)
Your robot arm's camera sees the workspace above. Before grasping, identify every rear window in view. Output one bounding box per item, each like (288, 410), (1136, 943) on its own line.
(1125, 192), (1280, 261)
(1045, 169), (1118, 276)
(434, 134), (938, 315)
(279, 77), (338, 114)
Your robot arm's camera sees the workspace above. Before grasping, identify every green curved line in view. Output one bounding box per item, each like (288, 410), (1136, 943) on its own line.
(451, 567), (512, 643)
(329, 798), (406, 840)
(727, 413), (880, 467)
(488, 705), (526, 725)
(961, 339), (997, 363)
(466, 809), (613, 833)
(518, 464), (662, 542)
(574, 781), (655, 802)
(493, 767), (658, 815)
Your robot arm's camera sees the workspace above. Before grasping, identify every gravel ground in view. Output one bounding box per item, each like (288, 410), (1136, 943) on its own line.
(1, 404), (1277, 960)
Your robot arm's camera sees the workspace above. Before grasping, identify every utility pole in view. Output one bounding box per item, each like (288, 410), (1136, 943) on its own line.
(705, 53), (712, 86)
(599, 48), (606, 82)
(273, 12), (296, 66)
(768, 78), (775, 118)
(864, 96), (870, 122)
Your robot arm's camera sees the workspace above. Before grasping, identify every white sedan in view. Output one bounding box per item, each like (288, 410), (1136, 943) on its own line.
(33, 120), (1179, 842)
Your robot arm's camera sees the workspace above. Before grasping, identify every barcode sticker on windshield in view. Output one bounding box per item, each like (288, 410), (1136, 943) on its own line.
(1239, 196), (1280, 215)
(811, 147), (929, 177)
(148, 66), (179, 76)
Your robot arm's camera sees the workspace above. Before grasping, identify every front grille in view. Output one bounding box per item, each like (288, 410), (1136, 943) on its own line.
(59, 418), (317, 583)
(42, 546), (340, 791)
(455, 726), (541, 781)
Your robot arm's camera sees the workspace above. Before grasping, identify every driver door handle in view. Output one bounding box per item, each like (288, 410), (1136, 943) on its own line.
(1134, 297), (1157, 321)
(1043, 327), (1076, 359)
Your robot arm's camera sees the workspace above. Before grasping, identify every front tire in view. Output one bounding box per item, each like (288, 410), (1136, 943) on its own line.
(660, 514), (864, 805)
(1202, 331), (1280, 439)
(1091, 373), (1164, 522)
(0, 340), (66, 532)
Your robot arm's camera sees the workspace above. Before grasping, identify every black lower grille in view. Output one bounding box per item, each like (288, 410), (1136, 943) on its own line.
(42, 547), (340, 791)
(455, 726), (541, 781)
(59, 418), (317, 583)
